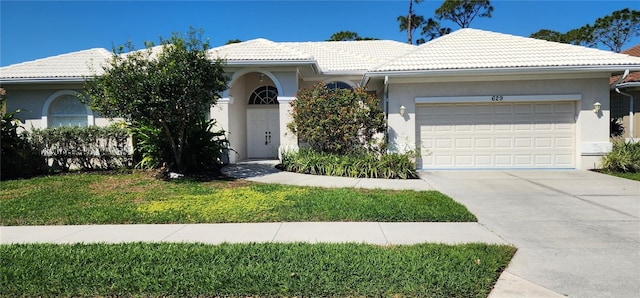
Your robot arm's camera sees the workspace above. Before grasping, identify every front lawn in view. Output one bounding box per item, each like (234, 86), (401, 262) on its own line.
(598, 170), (640, 181)
(1, 242), (516, 297)
(0, 172), (476, 225)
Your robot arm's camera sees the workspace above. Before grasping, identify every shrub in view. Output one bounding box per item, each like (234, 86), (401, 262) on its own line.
(132, 118), (228, 173)
(601, 139), (640, 173)
(31, 125), (132, 171)
(610, 117), (624, 137)
(281, 148), (419, 179)
(288, 83), (385, 155)
(1, 106), (47, 180)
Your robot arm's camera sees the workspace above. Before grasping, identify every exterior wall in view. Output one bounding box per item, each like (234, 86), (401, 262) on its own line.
(228, 75), (248, 162)
(2, 83), (110, 130)
(387, 77), (612, 169)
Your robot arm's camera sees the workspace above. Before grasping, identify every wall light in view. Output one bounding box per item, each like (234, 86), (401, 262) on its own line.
(399, 105), (406, 116)
(593, 101), (601, 113)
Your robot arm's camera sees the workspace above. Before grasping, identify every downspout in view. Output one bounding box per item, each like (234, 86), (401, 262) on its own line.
(383, 75), (389, 149)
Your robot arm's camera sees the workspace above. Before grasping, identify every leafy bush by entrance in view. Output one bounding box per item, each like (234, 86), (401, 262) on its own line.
(132, 118), (228, 173)
(288, 82), (385, 155)
(601, 139), (640, 173)
(83, 28), (229, 173)
(281, 148), (419, 179)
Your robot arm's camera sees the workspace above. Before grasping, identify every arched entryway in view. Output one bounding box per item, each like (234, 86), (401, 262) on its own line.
(246, 85), (280, 158)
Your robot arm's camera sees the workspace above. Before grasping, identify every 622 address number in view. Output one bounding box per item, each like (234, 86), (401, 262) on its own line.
(491, 96), (504, 101)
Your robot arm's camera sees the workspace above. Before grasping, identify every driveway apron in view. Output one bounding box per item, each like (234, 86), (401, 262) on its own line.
(421, 170), (640, 298)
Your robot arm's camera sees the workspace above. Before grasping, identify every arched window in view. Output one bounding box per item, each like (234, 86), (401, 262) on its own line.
(326, 81), (354, 91)
(248, 86), (279, 105)
(43, 91), (91, 128)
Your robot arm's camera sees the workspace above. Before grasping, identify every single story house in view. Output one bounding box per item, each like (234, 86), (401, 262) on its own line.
(610, 44), (640, 140)
(3, 28), (640, 170)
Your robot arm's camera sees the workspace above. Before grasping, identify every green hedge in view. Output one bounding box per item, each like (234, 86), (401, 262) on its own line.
(31, 126), (132, 172)
(281, 148), (419, 179)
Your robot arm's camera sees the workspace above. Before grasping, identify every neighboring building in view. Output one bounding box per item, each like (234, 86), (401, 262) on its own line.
(610, 44), (640, 140)
(3, 28), (640, 169)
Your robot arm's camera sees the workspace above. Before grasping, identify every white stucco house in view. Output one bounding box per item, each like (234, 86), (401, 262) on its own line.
(3, 28), (640, 170)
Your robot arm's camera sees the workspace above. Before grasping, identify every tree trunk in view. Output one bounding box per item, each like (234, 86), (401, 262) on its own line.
(161, 121), (184, 173)
(408, 0), (413, 44)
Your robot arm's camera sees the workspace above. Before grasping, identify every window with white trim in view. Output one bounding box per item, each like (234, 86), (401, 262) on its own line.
(248, 86), (279, 105)
(326, 81), (353, 91)
(48, 94), (89, 127)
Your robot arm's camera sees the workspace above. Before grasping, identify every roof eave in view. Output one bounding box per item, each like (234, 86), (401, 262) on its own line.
(224, 59), (320, 74)
(364, 65), (640, 78)
(0, 77), (87, 84)
(320, 70), (367, 76)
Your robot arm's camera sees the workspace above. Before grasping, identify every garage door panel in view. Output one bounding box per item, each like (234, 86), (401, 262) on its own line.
(556, 155), (573, 166)
(515, 138), (533, 148)
(456, 105), (473, 115)
(455, 155), (473, 166)
(535, 103), (554, 113)
(495, 138), (512, 148)
(514, 104), (533, 113)
(436, 138), (453, 149)
(455, 123), (473, 132)
(556, 137), (573, 148)
(556, 122), (573, 130)
(475, 138), (492, 148)
(455, 138), (473, 149)
(514, 155), (533, 166)
(474, 105), (493, 114)
(495, 105), (512, 114)
(417, 101), (575, 169)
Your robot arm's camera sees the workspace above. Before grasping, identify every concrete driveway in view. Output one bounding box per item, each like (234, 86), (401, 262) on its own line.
(421, 170), (640, 298)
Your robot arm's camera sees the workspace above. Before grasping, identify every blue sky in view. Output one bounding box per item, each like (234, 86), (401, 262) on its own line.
(1, 0), (639, 66)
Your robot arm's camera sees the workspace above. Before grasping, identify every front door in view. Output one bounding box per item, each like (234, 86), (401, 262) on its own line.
(247, 108), (280, 158)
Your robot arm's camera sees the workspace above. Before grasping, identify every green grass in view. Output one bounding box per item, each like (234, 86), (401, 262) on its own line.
(1, 242), (516, 297)
(0, 172), (476, 225)
(598, 170), (640, 181)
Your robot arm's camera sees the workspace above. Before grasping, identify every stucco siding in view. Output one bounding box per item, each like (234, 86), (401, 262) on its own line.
(2, 84), (111, 130)
(387, 77), (612, 169)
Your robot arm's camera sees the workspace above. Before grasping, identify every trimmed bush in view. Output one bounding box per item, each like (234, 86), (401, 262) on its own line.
(601, 139), (640, 173)
(31, 125), (132, 171)
(281, 148), (419, 179)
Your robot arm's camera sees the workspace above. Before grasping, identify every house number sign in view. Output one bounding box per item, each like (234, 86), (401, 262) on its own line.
(491, 96), (504, 101)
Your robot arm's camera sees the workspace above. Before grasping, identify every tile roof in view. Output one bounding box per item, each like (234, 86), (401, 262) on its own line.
(0, 48), (112, 80)
(373, 28), (640, 72)
(4, 29), (640, 82)
(209, 39), (415, 73)
(622, 44), (640, 57)
(611, 44), (640, 84)
(284, 40), (415, 72)
(209, 38), (314, 62)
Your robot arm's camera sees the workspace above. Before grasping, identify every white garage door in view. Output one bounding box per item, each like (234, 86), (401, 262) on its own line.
(417, 101), (575, 169)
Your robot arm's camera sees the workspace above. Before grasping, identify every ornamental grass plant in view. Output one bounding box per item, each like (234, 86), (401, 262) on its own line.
(280, 148), (419, 179)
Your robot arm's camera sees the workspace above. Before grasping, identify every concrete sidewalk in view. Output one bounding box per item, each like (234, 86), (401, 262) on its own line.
(0, 222), (505, 245)
(1, 161), (567, 298)
(221, 160), (434, 190)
